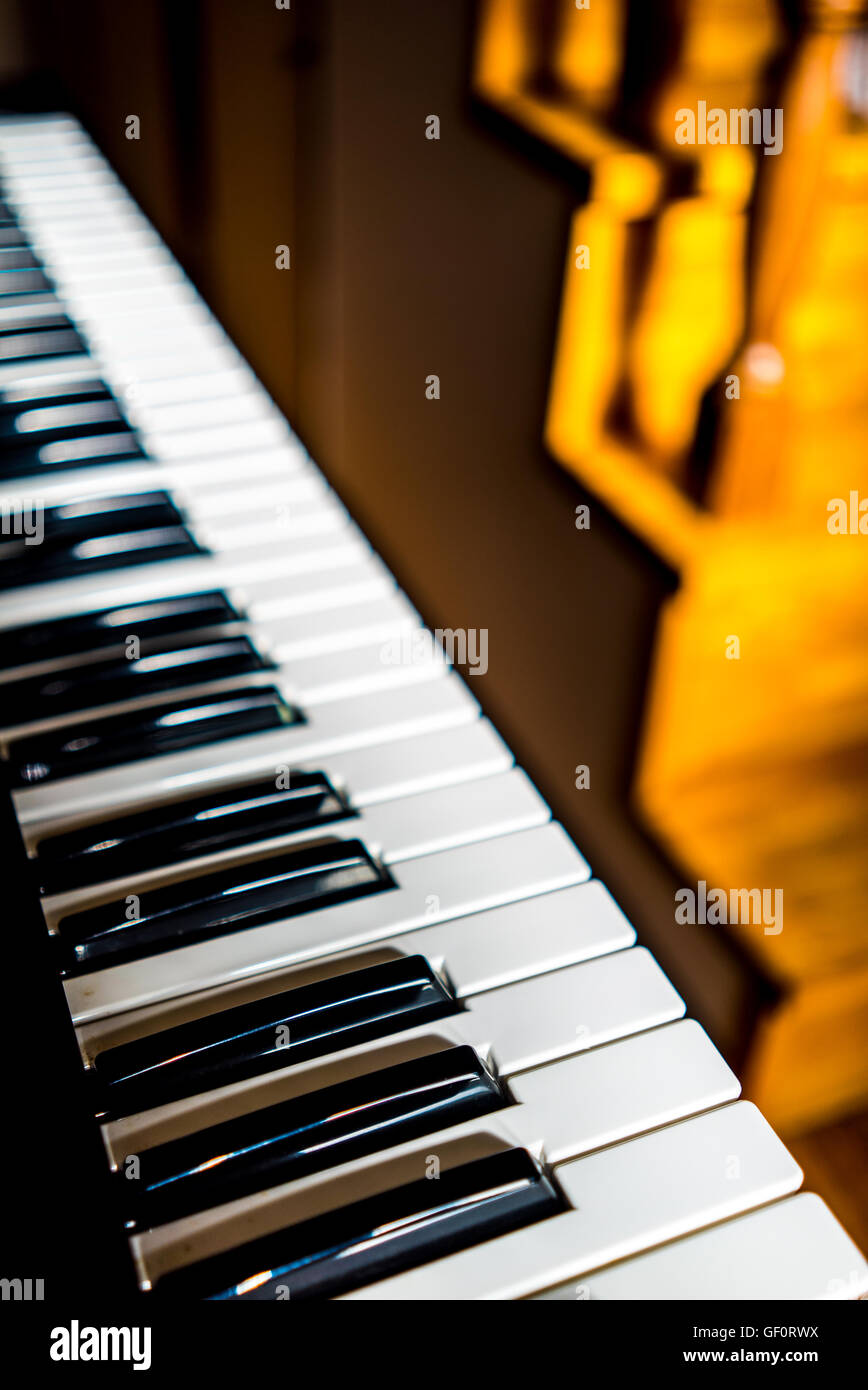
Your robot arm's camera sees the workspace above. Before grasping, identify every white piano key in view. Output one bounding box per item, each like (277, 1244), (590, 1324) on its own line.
(0, 155), (121, 179)
(143, 417), (294, 457)
(77, 880), (636, 1058)
(420, 880), (636, 995)
(255, 593), (420, 662)
(0, 346), (237, 390)
(274, 635), (448, 704)
(13, 676), (482, 828)
(118, 367), (262, 409)
(531, 1193), (868, 1300)
(311, 719), (513, 805)
(131, 391), (282, 434)
(474, 947), (684, 1075)
(3, 173), (149, 200)
(507, 1015), (733, 1159)
(340, 1102), (801, 1300)
(63, 822), (590, 1021)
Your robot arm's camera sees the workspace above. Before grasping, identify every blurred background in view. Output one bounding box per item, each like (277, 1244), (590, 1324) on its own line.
(1, 0), (865, 1247)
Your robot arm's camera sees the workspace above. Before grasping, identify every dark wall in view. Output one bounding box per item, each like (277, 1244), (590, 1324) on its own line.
(1, 0), (766, 1059)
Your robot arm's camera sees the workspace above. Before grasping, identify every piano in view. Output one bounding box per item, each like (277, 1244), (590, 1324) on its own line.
(0, 111), (865, 1303)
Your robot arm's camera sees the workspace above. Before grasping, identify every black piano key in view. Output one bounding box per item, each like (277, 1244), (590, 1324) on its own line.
(0, 303), (66, 326)
(36, 768), (352, 893)
(156, 1147), (562, 1300)
(0, 202), (20, 225)
(0, 247), (40, 271)
(0, 383), (145, 477)
(0, 376), (116, 412)
(0, 320), (86, 362)
(0, 430), (144, 478)
(0, 269), (52, 297)
(0, 383), (144, 475)
(0, 225), (27, 246)
(0, 304), (67, 330)
(0, 635), (272, 726)
(90, 955), (457, 1118)
(7, 685), (301, 786)
(1, 489), (181, 547)
(57, 837), (393, 974)
(0, 590), (243, 667)
(123, 1046), (505, 1230)
(0, 524), (203, 589)
(0, 397), (125, 441)
(0, 491), (204, 590)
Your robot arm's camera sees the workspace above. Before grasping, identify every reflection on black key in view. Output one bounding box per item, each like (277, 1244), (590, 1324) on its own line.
(0, 491), (204, 589)
(0, 434), (145, 489)
(58, 837), (393, 974)
(0, 489), (180, 557)
(0, 636), (272, 726)
(0, 247), (40, 271)
(37, 768), (352, 893)
(0, 241), (49, 295)
(0, 305), (67, 332)
(123, 1046), (505, 1230)
(16, 489), (181, 540)
(0, 590), (242, 668)
(0, 387), (144, 477)
(1, 400), (127, 439)
(0, 376), (115, 413)
(9, 432), (140, 478)
(0, 325), (85, 362)
(0, 268), (52, 297)
(0, 523), (203, 589)
(157, 1148), (562, 1299)
(91, 956), (456, 1118)
(7, 686), (301, 786)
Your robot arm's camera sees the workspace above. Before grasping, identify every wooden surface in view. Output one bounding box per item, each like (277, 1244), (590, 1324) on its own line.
(789, 1112), (868, 1261)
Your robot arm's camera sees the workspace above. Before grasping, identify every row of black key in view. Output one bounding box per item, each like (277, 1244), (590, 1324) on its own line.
(1, 594), (565, 1295)
(0, 193), (145, 475)
(95, 962), (565, 1297)
(0, 576), (301, 789)
(3, 608), (563, 1302)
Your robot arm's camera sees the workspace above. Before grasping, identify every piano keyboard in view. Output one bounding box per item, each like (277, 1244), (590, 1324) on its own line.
(0, 111), (864, 1303)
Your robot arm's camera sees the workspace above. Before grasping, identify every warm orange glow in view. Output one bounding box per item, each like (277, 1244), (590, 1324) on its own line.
(476, 0), (868, 1134)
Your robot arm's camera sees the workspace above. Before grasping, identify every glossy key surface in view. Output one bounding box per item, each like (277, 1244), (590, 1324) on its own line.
(91, 954), (457, 1117)
(7, 685), (301, 785)
(124, 1045), (505, 1229)
(35, 768), (351, 893)
(0, 635), (271, 725)
(0, 590), (243, 668)
(0, 491), (204, 589)
(158, 1148), (561, 1300)
(58, 837), (393, 973)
